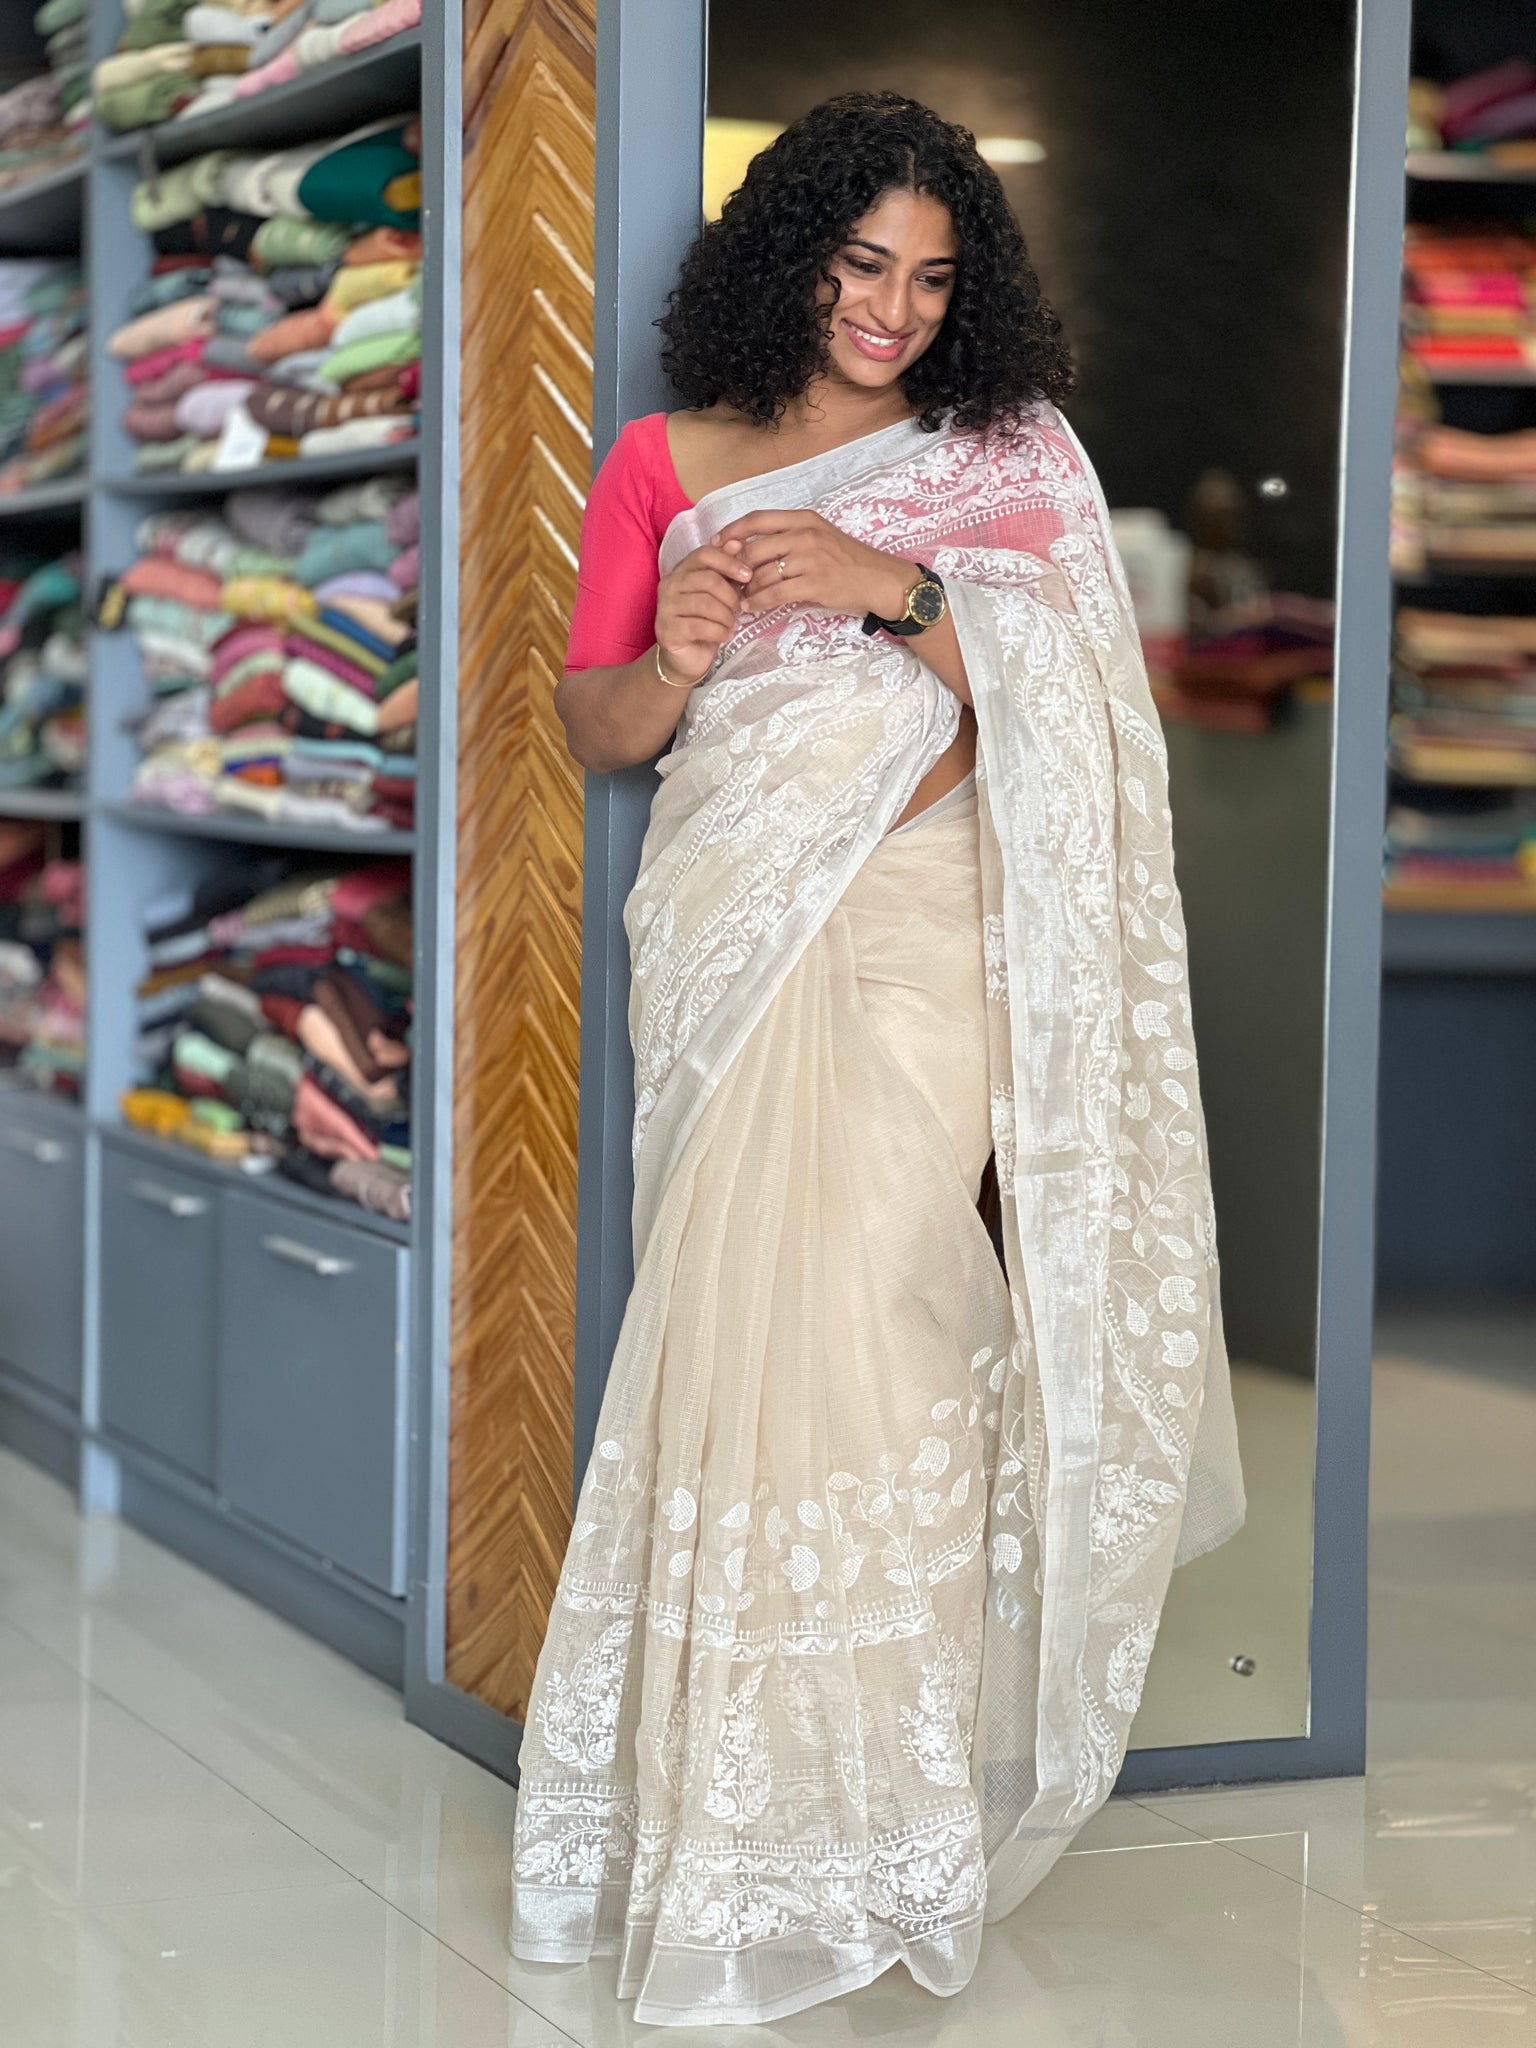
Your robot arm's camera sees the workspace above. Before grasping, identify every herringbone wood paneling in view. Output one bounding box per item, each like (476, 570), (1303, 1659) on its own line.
(448, 0), (595, 1720)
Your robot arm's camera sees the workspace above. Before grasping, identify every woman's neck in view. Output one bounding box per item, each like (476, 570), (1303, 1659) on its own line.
(775, 374), (914, 449)
(669, 379), (916, 502)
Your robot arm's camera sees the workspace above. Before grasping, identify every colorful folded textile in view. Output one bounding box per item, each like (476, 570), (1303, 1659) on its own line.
(98, 0), (419, 134)
(0, 549), (86, 792)
(126, 854), (413, 1211)
(115, 477), (419, 832)
(1400, 225), (1536, 378)
(0, 831), (84, 1100)
(0, 262), (86, 495)
(112, 120), (422, 474)
(0, 23), (86, 205)
(1384, 606), (1536, 903)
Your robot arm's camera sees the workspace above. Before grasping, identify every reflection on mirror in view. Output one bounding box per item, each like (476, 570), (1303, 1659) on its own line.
(706, 0), (1356, 1747)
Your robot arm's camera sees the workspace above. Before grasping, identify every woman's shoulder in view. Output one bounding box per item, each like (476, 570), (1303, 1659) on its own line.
(601, 410), (669, 485)
(596, 412), (692, 524)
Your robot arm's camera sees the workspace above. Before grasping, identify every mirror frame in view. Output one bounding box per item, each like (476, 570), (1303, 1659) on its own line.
(568, 0), (1410, 1789)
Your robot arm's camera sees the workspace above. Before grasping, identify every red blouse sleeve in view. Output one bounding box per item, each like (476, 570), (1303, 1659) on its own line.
(564, 413), (693, 673)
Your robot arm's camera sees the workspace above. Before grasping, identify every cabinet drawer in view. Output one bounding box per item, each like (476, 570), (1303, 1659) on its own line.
(99, 1146), (218, 1482)
(216, 1188), (408, 1594)
(0, 1107), (84, 1404)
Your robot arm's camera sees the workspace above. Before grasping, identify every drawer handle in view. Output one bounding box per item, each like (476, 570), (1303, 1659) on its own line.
(3, 1131), (66, 1166)
(129, 1179), (208, 1220)
(261, 1234), (353, 1279)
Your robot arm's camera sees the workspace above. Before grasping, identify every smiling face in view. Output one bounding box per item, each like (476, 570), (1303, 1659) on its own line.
(816, 186), (959, 392)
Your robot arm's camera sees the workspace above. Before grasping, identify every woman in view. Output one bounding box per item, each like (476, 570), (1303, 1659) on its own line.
(511, 92), (1245, 2027)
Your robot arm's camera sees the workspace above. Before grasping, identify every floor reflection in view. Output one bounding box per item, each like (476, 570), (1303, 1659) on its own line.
(0, 1303), (1530, 2045)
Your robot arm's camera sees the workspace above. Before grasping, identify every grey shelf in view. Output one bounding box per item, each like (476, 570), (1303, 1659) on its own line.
(0, 1084), (84, 1127)
(99, 802), (414, 857)
(99, 440), (421, 498)
(0, 155), (87, 254)
(99, 1120), (410, 1248)
(1406, 150), (1536, 183)
(1382, 907), (1536, 974)
(1420, 364), (1536, 387)
(0, 786), (85, 821)
(0, 477), (86, 520)
(97, 31), (422, 168)
(1396, 563), (1536, 584)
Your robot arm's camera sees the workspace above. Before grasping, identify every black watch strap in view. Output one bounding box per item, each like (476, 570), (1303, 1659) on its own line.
(862, 563), (944, 638)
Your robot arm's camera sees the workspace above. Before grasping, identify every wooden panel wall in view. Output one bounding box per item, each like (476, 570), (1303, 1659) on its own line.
(448, 0), (595, 1720)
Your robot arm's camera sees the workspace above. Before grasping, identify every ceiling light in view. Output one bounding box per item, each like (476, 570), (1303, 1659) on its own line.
(978, 136), (1046, 166)
(702, 118), (786, 219)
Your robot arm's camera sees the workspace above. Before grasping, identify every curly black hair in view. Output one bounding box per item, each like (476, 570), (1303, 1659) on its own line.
(659, 92), (1074, 434)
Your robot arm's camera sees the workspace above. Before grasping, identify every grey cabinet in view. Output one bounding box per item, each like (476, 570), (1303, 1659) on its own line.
(99, 1146), (218, 1482)
(0, 1105), (84, 1406)
(217, 1187), (408, 1596)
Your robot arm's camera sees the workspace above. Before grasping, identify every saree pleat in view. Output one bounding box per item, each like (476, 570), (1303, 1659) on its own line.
(512, 405), (1247, 2026)
(514, 796), (1022, 2022)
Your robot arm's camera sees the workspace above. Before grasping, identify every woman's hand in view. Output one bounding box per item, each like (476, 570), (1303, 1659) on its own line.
(714, 507), (916, 623)
(653, 540), (752, 686)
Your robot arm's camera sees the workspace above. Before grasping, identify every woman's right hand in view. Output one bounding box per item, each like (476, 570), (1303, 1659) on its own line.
(653, 542), (751, 686)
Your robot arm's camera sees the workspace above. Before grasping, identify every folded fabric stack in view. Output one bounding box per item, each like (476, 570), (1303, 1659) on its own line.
(1392, 413), (1536, 574)
(117, 472), (419, 831)
(0, 0), (91, 195)
(0, 259), (86, 494)
(1400, 224), (1536, 379)
(0, 549), (85, 791)
(1408, 61), (1536, 169)
(1384, 789), (1536, 907)
(1155, 594), (1336, 734)
(0, 823), (84, 1100)
(91, 1), (198, 134)
(93, 0), (422, 134)
(122, 854), (412, 1219)
(1389, 606), (1536, 905)
(1390, 609), (1536, 797)
(110, 119), (422, 474)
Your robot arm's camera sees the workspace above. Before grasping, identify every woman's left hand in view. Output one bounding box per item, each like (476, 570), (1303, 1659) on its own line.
(713, 507), (917, 623)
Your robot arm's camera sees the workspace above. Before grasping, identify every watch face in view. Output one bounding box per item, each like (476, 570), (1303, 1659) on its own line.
(909, 578), (946, 627)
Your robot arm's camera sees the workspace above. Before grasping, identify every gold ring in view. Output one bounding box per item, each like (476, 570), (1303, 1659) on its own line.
(776, 556), (788, 578)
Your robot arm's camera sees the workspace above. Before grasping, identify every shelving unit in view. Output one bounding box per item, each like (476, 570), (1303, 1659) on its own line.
(0, 156), (86, 256)
(99, 801), (416, 857)
(0, 4), (448, 1689)
(101, 1115), (411, 1246)
(1420, 364), (1536, 386)
(1406, 151), (1536, 182)
(1378, 105), (1536, 1292)
(99, 439), (422, 499)
(0, 478), (88, 519)
(95, 29), (423, 166)
(0, 49), (91, 1329)
(0, 788), (86, 822)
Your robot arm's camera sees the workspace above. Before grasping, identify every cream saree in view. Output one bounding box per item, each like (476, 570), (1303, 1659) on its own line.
(511, 402), (1246, 2026)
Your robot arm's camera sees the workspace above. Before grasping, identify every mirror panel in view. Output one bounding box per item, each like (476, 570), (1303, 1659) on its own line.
(706, 0), (1357, 1745)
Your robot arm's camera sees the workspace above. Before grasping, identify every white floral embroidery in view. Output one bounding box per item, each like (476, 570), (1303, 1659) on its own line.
(704, 1664), (773, 1829)
(899, 1632), (975, 1786)
(1105, 1614), (1158, 1714)
(983, 912), (1009, 1003)
(1091, 1464), (1183, 1559)
(535, 1618), (633, 1770)
(990, 1084), (1017, 1181)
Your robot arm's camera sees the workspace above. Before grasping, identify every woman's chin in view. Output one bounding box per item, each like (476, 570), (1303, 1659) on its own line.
(828, 346), (908, 390)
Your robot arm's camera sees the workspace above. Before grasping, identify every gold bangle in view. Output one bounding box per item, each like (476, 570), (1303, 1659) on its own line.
(653, 644), (701, 690)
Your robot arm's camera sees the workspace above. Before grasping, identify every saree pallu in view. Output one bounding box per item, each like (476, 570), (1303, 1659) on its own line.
(512, 403), (1247, 2026)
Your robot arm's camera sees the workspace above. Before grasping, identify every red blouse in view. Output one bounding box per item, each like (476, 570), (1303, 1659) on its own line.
(565, 411), (694, 672)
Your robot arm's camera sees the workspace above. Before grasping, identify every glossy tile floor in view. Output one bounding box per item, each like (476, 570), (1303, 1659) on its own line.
(0, 1314), (1532, 2045)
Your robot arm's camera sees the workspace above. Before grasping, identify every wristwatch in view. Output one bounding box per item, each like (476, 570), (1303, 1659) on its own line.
(862, 562), (947, 638)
